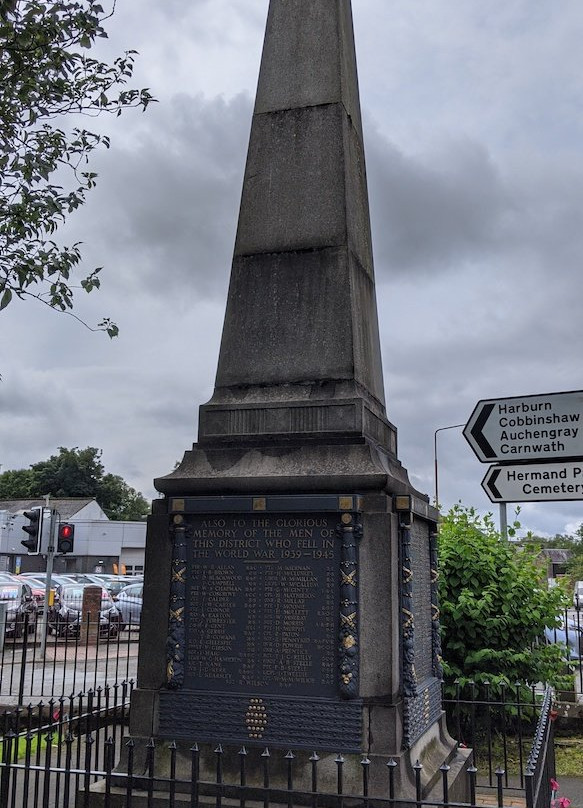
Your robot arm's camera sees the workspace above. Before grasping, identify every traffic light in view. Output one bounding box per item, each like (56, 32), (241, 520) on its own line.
(57, 523), (75, 554)
(21, 507), (42, 554)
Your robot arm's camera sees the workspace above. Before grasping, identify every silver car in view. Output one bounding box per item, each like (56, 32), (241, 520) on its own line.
(116, 582), (143, 630)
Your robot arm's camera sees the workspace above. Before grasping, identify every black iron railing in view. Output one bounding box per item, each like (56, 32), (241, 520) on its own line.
(524, 688), (556, 808)
(443, 680), (548, 790)
(0, 683), (557, 808)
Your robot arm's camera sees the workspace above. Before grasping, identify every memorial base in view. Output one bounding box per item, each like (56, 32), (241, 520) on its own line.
(82, 715), (471, 807)
(107, 442), (472, 808)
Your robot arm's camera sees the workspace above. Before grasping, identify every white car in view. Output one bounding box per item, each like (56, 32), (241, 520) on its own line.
(574, 581), (583, 608)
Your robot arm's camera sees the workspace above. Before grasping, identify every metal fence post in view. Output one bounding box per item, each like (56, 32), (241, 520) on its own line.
(0, 604), (6, 657)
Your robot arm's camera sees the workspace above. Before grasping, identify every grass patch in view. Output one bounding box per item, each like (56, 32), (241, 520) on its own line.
(0, 734), (49, 761)
(555, 738), (583, 776)
(472, 735), (530, 775)
(471, 732), (583, 778)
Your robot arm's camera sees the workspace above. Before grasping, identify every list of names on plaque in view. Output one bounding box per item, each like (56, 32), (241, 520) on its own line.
(184, 513), (340, 697)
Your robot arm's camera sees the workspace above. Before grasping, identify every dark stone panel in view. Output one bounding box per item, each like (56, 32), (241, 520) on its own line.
(403, 678), (443, 749)
(411, 520), (432, 683)
(182, 512), (340, 698)
(158, 690), (363, 752)
(170, 494), (363, 514)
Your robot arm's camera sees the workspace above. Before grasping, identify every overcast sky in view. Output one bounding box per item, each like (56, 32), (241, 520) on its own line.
(1, 0), (582, 538)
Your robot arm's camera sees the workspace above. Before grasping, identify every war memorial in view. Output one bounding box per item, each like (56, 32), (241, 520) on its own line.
(116, 0), (471, 802)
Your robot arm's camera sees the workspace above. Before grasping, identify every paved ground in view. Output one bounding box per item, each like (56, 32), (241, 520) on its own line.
(0, 631), (139, 705)
(559, 778), (583, 808)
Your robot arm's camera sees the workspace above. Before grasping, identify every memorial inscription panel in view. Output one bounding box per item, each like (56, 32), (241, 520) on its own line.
(184, 512), (340, 697)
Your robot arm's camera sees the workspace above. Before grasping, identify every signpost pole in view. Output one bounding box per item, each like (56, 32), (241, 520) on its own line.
(40, 509), (57, 658)
(499, 502), (508, 540)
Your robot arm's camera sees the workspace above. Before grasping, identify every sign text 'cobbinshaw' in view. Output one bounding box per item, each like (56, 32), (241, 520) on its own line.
(184, 513), (339, 698)
(464, 390), (583, 463)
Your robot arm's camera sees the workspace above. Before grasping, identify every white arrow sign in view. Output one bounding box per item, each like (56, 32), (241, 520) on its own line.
(464, 390), (583, 463)
(482, 461), (583, 503)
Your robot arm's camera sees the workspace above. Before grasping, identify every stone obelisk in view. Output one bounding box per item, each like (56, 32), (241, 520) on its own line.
(131, 0), (470, 799)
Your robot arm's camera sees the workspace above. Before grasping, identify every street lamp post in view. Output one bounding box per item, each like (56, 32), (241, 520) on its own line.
(433, 423), (465, 509)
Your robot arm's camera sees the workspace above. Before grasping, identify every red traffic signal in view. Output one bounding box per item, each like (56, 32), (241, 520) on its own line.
(57, 523), (75, 554)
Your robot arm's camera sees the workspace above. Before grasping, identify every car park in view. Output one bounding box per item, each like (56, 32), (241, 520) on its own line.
(116, 582), (143, 630)
(0, 581), (38, 636)
(47, 584), (121, 639)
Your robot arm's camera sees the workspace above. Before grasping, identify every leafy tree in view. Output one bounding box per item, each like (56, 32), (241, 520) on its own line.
(438, 504), (571, 693)
(95, 473), (150, 521)
(0, 467), (34, 498)
(0, 446), (149, 520)
(0, 0), (154, 333)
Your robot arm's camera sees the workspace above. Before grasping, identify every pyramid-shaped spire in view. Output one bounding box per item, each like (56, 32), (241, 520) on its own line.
(197, 0), (393, 452)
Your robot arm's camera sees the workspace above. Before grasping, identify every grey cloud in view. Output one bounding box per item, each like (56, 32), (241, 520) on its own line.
(71, 92), (253, 303)
(366, 126), (511, 274)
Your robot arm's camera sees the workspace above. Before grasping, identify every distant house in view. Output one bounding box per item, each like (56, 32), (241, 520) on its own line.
(0, 498), (146, 575)
(538, 548), (571, 581)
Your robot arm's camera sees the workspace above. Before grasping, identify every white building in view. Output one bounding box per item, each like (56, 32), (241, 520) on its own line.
(0, 498), (146, 575)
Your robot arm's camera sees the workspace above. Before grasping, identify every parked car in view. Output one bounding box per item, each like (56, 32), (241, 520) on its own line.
(0, 581), (38, 636)
(99, 576), (136, 601)
(14, 575), (47, 611)
(47, 584), (121, 639)
(17, 573), (77, 612)
(545, 620), (583, 660)
(573, 581), (583, 608)
(62, 573), (101, 585)
(73, 574), (140, 601)
(19, 572), (77, 587)
(116, 582), (143, 630)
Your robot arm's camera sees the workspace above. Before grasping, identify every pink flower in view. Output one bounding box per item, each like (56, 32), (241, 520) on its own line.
(558, 798), (571, 808)
(551, 779), (560, 793)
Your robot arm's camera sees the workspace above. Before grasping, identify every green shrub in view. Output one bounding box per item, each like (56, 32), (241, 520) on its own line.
(439, 504), (571, 695)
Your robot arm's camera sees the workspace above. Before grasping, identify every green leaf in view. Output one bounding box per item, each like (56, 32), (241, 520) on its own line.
(0, 289), (12, 310)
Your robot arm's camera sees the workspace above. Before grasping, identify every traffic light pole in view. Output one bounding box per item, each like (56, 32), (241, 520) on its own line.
(40, 510), (57, 658)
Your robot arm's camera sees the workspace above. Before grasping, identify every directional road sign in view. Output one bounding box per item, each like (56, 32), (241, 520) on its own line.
(464, 390), (583, 463)
(482, 461), (583, 503)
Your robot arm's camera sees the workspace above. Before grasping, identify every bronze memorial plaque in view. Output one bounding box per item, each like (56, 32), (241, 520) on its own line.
(184, 512), (339, 697)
